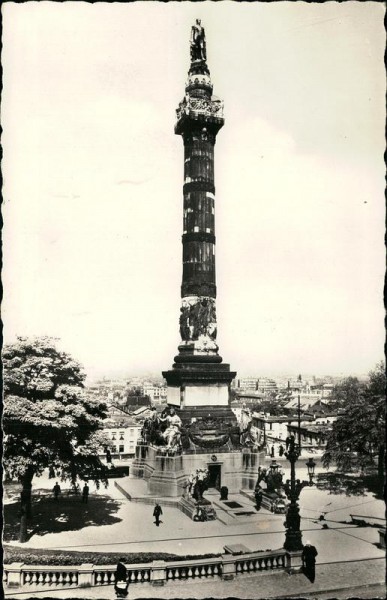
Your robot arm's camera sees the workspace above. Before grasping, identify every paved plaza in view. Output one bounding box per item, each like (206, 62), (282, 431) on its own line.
(4, 465), (384, 566)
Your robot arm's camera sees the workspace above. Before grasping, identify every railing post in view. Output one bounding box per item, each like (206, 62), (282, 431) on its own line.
(285, 550), (303, 574)
(150, 560), (166, 586)
(6, 563), (24, 588)
(221, 555), (236, 580)
(78, 564), (94, 587)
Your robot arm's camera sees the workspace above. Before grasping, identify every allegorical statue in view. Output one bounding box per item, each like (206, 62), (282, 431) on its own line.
(190, 19), (206, 62)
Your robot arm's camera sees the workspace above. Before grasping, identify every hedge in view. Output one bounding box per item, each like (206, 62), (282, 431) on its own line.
(3, 545), (219, 566)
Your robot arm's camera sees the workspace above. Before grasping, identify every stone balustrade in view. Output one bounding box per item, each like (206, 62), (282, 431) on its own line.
(4, 548), (297, 590)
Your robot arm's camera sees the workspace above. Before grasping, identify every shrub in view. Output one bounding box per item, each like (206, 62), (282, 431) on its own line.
(3, 546), (219, 566)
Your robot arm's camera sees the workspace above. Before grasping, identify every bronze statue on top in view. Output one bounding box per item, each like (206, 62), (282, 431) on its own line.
(190, 19), (207, 62)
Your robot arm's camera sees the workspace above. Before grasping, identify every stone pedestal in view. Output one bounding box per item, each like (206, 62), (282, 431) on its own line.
(148, 454), (187, 497)
(131, 445), (264, 500)
(6, 563), (24, 588)
(78, 564), (94, 588)
(221, 556), (236, 580)
(150, 561), (166, 586)
(163, 362), (236, 423)
(285, 550), (303, 574)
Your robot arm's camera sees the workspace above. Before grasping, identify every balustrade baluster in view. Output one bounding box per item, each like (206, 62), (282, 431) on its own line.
(193, 567), (199, 577)
(143, 570), (149, 581)
(31, 573), (37, 584)
(236, 563), (241, 573)
(24, 572), (31, 584)
(188, 567), (193, 577)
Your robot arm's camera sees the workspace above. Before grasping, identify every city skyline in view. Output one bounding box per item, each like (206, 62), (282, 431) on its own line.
(2, 2), (385, 380)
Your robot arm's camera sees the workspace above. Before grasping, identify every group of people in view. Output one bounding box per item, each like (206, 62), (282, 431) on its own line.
(52, 481), (89, 503)
(267, 443), (285, 458)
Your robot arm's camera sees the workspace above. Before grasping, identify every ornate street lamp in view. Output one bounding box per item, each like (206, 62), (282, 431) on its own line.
(305, 457), (316, 484)
(283, 436), (315, 551)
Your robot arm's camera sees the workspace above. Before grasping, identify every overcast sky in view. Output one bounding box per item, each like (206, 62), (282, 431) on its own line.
(2, 1), (385, 380)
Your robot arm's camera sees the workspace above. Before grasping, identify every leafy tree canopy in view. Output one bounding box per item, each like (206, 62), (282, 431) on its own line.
(3, 336), (109, 484)
(322, 362), (385, 479)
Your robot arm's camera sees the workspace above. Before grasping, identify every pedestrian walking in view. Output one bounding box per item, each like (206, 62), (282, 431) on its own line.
(153, 502), (163, 526)
(302, 541), (318, 583)
(53, 482), (61, 502)
(271, 445), (275, 457)
(279, 444), (284, 457)
(114, 560), (129, 598)
(82, 482), (89, 504)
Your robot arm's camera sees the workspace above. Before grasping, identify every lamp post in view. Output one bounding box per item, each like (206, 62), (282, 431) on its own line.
(283, 435), (316, 551)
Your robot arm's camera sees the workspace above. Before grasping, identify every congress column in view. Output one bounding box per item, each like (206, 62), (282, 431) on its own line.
(163, 20), (236, 422)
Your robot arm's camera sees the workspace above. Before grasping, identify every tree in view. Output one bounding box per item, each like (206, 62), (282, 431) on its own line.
(326, 376), (365, 410)
(3, 336), (109, 542)
(323, 362), (386, 488)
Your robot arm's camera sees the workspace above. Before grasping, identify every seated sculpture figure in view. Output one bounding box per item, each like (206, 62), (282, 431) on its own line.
(160, 407), (182, 449)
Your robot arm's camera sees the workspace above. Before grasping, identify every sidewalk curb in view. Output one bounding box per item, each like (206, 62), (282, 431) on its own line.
(272, 581), (386, 599)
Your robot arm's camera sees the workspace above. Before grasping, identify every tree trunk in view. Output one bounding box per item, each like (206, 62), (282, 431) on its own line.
(19, 468), (34, 543)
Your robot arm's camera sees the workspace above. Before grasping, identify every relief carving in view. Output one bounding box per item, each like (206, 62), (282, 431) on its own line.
(176, 97), (224, 122)
(179, 297), (217, 342)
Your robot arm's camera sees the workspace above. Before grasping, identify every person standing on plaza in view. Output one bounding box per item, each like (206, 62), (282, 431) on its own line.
(302, 541), (318, 582)
(53, 481), (61, 502)
(82, 482), (89, 504)
(153, 502), (163, 526)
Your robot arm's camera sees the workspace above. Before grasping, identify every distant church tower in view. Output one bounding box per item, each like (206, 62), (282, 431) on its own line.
(163, 19), (236, 422)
